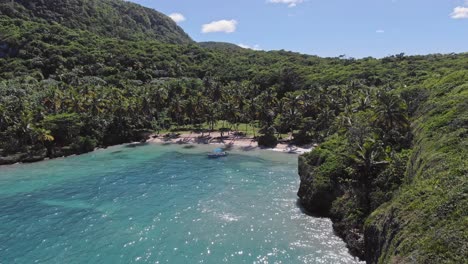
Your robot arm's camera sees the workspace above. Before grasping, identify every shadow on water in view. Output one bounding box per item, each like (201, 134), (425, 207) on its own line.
(295, 199), (328, 218)
(125, 142), (149, 148)
(240, 146), (256, 152)
(222, 143), (234, 151)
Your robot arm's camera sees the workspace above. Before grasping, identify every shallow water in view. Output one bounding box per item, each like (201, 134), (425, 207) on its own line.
(0, 144), (359, 263)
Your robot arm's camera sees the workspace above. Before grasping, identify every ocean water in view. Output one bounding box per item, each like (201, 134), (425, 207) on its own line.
(0, 143), (359, 264)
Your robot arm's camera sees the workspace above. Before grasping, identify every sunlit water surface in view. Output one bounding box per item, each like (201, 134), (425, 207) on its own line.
(0, 143), (360, 263)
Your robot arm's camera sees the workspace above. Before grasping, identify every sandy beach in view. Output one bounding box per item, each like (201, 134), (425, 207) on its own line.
(147, 132), (315, 154)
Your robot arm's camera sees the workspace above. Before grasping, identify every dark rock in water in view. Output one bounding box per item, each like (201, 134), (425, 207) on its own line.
(125, 142), (148, 148)
(22, 148), (47, 163)
(49, 146), (77, 158)
(0, 147), (47, 165)
(22, 155), (46, 163)
(0, 153), (28, 165)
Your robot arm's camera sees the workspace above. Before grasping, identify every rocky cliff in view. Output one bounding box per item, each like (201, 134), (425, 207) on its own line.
(298, 151), (366, 259)
(298, 71), (468, 263)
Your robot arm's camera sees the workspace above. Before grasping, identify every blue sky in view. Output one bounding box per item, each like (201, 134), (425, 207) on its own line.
(129, 0), (468, 58)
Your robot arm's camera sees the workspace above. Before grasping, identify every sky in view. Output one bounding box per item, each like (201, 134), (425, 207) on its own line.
(129, 0), (468, 58)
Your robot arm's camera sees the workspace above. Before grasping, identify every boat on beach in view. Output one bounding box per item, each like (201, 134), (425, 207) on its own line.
(207, 148), (228, 158)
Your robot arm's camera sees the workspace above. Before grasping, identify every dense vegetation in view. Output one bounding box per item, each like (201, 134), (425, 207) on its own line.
(364, 71), (468, 263)
(0, 0), (192, 44)
(0, 0), (466, 263)
(298, 71), (468, 262)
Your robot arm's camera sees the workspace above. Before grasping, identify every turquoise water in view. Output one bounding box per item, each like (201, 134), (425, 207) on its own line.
(0, 144), (358, 263)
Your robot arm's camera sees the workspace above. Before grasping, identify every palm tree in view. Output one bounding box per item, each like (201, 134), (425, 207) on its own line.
(64, 88), (84, 113)
(205, 101), (219, 133)
(169, 95), (185, 129)
(246, 97), (258, 137)
(151, 86), (169, 131)
(34, 128), (55, 145)
(194, 91), (207, 128)
(356, 87), (373, 111)
(43, 88), (64, 114)
(374, 91), (409, 131)
(256, 90), (278, 132)
(352, 137), (389, 210)
(281, 92), (303, 135)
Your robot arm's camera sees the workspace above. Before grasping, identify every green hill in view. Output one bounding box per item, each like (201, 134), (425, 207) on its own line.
(0, 0), (192, 44)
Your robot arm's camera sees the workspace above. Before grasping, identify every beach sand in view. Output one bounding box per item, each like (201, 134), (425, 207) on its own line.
(147, 132), (316, 154)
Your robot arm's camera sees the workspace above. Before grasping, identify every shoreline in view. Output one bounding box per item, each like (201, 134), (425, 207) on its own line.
(1, 133), (315, 167)
(146, 132), (315, 155)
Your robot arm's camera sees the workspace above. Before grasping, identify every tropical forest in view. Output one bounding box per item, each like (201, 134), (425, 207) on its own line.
(0, 0), (466, 263)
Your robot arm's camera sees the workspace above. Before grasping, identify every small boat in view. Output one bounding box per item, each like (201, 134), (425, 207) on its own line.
(207, 148), (228, 158)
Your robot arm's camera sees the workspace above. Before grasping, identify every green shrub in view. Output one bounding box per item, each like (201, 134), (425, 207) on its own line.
(258, 134), (278, 148)
(71, 136), (97, 154)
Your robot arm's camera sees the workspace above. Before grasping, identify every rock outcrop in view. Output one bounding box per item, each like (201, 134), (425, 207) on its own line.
(297, 154), (365, 260)
(297, 155), (341, 215)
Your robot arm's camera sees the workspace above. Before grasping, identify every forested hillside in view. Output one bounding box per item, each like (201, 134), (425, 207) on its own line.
(0, 0), (192, 44)
(0, 0), (466, 263)
(298, 71), (468, 263)
(198, 41), (246, 52)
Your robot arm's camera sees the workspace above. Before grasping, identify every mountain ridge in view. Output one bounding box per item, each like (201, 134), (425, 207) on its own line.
(0, 0), (192, 44)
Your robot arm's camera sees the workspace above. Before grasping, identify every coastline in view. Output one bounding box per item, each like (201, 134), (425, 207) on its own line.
(0, 132), (315, 167)
(0, 134), (357, 264)
(146, 132), (315, 155)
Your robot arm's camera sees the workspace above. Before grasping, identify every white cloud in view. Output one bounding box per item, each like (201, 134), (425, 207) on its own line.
(376, 29), (385, 33)
(169, 13), (186, 23)
(451, 6), (468, 19)
(238, 43), (261, 50)
(202, 20), (238, 34)
(268, 0), (304, 8)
